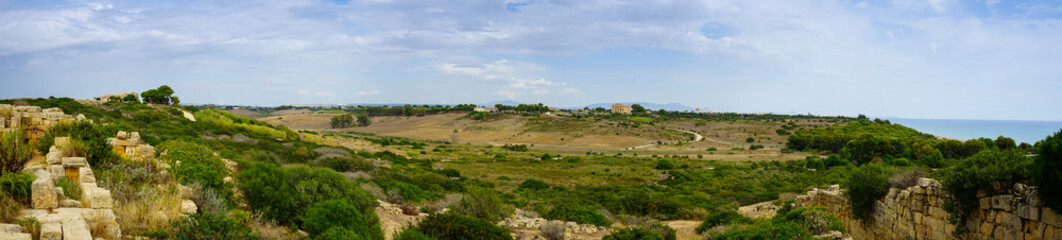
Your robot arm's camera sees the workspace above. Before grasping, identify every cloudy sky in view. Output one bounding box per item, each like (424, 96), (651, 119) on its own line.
(1, 0), (1060, 121)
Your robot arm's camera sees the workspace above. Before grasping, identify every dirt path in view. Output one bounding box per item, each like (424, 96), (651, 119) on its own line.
(674, 129), (704, 142)
(181, 110), (196, 121)
(665, 220), (702, 240)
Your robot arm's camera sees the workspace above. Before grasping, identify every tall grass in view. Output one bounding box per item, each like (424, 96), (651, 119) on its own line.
(1, 129), (33, 173)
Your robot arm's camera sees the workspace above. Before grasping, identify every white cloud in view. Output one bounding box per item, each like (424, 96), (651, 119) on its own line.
(298, 89), (336, 100)
(436, 59), (578, 99)
(356, 90), (379, 96)
(927, 0), (955, 12)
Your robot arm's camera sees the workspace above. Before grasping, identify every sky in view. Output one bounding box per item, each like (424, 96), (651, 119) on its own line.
(1, 0), (1061, 121)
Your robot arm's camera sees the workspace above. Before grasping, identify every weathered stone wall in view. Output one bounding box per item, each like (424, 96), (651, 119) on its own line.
(0, 104), (85, 142)
(795, 178), (1062, 240)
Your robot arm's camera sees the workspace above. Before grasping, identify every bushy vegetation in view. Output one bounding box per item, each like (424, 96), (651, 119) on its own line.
(159, 140), (230, 196)
(543, 204), (611, 227)
(518, 179), (550, 190)
(416, 213), (512, 240)
(942, 150), (1032, 234)
(654, 159), (675, 170)
(0, 169), (34, 205)
(708, 207), (844, 239)
(1, 129), (34, 173)
(38, 121), (121, 167)
(1033, 130), (1062, 211)
(695, 211), (752, 234)
(195, 109), (295, 140)
(55, 177), (82, 201)
(393, 227), (438, 240)
(452, 187), (513, 222)
(170, 212), (258, 240)
(237, 162), (377, 228)
(301, 199), (384, 239)
(601, 227), (664, 240)
(846, 163), (890, 220)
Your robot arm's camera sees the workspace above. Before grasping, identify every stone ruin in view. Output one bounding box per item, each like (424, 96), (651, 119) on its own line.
(795, 178), (1062, 240)
(0, 104), (85, 142)
(107, 131), (155, 162)
(498, 209), (611, 240)
(6, 137), (122, 240)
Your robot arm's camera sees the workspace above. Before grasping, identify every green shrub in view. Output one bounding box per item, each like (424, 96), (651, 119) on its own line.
(0, 171), (35, 205)
(417, 214), (512, 240)
(393, 227), (437, 240)
(16, 216), (40, 240)
(823, 155), (849, 169)
(847, 163), (889, 220)
(1, 192), (22, 223)
(1033, 130), (1062, 211)
(55, 177), (82, 201)
(695, 211), (752, 234)
(37, 121), (120, 167)
(942, 150), (1032, 234)
(317, 157), (375, 172)
(654, 159), (675, 170)
(518, 179), (550, 191)
(543, 204), (611, 227)
(436, 168), (461, 178)
(301, 199), (383, 239)
(453, 187), (512, 222)
(159, 140), (229, 195)
(644, 222), (677, 240)
(1, 129), (33, 173)
(316, 227), (364, 240)
(601, 227), (664, 240)
(772, 206), (845, 235)
(711, 220), (810, 240)
(171, 212), (258, 240)
(238, 162), (377, 227)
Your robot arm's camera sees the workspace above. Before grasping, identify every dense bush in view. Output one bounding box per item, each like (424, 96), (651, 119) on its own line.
(543, 204), (611, 227)
(1, 130), (33, 173)
(695, 211), (752, 234)
(416, 213), (512, 240)
(316, 227), (364, 240)
(171, 212), (258, 240)
(710, 220), (809, 240)
(942, 150), (1032, 234)
(301, 199), (383, 239)
(237, 162), (377, 227)
(393, 227), (437, 240)
(159, 140), (229, 195)
(0, 171), (35, 205)
(453, 187), (513, 222)
(1, 191), (20, 222)
(773, 207), (845, 235)
(654, 159), (675, 170)
(317, 157), (375, 172)
(601, 227), (664, 240)
(847, 163), (890, 220)
(1033, 130), (1062, 211)
(644, 222), (677, 240)
(518, 179), (550, 190)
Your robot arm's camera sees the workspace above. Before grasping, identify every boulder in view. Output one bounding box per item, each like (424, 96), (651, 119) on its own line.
(61, 199), (82, 208)
(41, 222), (62, 240)
(180, 199), (198, 215)
(116, 131), (128, 140)
(32, 172), (58, 209)
(61, 218), (93, 240)
(0, 232), (31, 240)
(62, 157), (88, 168)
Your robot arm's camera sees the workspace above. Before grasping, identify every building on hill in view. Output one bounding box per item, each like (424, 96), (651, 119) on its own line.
(611, 103), (631, 114)
(94, 92), (138, 102)
(474, 107), (497, 112)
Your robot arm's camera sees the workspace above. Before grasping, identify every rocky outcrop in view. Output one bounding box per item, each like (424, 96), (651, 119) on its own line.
(0, 104), (83, 142)
(796, 178), (1062, 240)
(108, 131), (156, 162)
(18, 136), (122, 240)
(497, 209), (611, 240)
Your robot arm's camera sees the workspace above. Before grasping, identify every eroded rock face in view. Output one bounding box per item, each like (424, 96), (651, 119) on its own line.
(795, 178), (1062, 240)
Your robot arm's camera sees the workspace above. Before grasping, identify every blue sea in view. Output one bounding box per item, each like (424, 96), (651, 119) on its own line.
(888, 118), (1062, 144)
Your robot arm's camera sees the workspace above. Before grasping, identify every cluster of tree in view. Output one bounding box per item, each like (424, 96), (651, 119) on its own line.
(788, 119), (1031, 165)
(141, 85), (179, 105)
(107, 94), (140, 103)
(331, 113), (370, 128)
(494, 103), (550, 113)
(350, 104), (476, 117)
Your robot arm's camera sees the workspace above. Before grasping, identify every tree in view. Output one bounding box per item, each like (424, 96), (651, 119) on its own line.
(331, 114), (354, 128)
(301, 199), (383, 239)
(847, 163), (889, 220)
(122, 94), (139, 103)
(142, 85), (177, 105)
(631, 104), (646, 113)
(357, 113), (371, 127)
(1033, 130), (1062, 211)
(995, 136), (1016, 150)
(745, 137), (755, 143)
(171, 96), (180, 105)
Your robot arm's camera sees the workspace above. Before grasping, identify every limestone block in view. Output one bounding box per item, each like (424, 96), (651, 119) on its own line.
(1045, 208), (1062, 227)
(180, 199), (198, 215)
(994, 195), (1016, 211)
(49, 165), (64, 181)
(54, 137), (70, 149)
(0, 118), (5, 129)
(43, 107), (62, 113)
(79, 167), (95, 184)
(116, 131), (128, 140)
(1017, 204), (1041, 221)
(139, 145), (155, 158)
(60, 199), (81, 208)
(62, 157), (87, 168)
(61, 218), (92, 240)
(982, 197), (993, 210)
(998, 211), (1025, 240)
(126, 137), (138, 147)
(0, 223), (26, 233)
(129, 132), (140, 141)
(87, 188), (113, 209)
(76, 114), (85, 121)
(1045, 226), (1060, 240)
(41, 222), (62, 240)
(0, 104), (12, 115)
(0, 232), (32, 240)
(55, 187), (65, 200)
(32, 173), (58, 209)
(46, 151), (62, 165)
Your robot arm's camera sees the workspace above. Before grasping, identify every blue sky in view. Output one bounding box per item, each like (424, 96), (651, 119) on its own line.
(1, 0), (1061, 121)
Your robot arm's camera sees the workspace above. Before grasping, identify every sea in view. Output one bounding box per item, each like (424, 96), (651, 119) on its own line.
(888, 118), (1062, 144)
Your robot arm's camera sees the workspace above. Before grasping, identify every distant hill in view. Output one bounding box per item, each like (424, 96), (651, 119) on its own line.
(580, 102), (698, 111)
